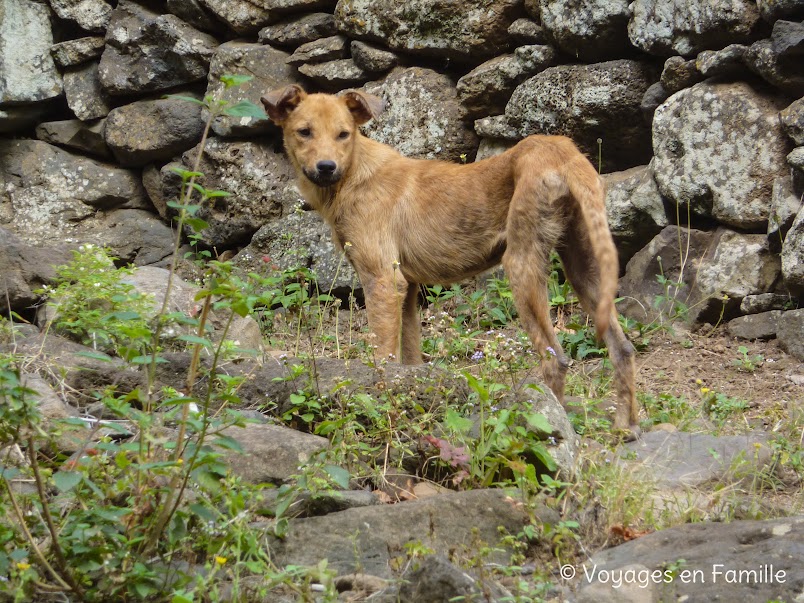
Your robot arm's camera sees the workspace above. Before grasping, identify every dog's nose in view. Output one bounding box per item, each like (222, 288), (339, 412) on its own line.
(317, 160), (337, 174)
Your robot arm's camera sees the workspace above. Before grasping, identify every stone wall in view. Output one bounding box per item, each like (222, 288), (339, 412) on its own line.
(1, 0), (802, 335)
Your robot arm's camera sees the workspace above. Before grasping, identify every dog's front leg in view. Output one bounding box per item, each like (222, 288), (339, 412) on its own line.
(362, 273), (408, 363)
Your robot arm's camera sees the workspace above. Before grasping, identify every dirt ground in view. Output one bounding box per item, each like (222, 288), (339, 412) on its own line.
(633, 326), (803, 428)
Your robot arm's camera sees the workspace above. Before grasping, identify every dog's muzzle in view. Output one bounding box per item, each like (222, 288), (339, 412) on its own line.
(305, 160), (341, 187)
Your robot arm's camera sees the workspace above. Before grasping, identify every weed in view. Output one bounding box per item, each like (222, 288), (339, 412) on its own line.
(733, 345), (764, 373)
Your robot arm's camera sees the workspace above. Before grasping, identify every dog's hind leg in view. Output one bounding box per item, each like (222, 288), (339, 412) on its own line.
(401, 283), (423, 364)
(558, 231), (639, 437)
(362, 273), (409, 362)
(503, 173), (571, 403)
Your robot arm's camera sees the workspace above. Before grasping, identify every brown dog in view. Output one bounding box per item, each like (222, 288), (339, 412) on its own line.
(262, 85), (639, 436)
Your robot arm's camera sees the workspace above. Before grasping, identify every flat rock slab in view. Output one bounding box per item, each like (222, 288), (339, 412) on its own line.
(620, 431), (770, 489)
(267, 489), (537, 578)
(577, 516), (804, 603)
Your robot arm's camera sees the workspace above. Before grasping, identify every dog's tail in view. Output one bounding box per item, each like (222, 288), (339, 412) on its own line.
(567, 170), (618, 342)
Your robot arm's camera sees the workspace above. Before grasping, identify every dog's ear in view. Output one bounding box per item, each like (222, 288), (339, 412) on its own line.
(261, 85), (307, 125)
(340, 90), (384, 125)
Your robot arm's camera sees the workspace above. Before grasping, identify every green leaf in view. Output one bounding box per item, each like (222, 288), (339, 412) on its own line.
(178, 334), (214, 348)
(185, 217), (210, 232)
(223, 100), (268, 119)
(168, 167), (204, 179)
(102, 310), (141, 322)
(444, 408), (473, 434)
(324, 464), (351, 489)
(53, 470), (82, 492)
(212, 434), (243, 453)
(204, 190), (232, 198)
(172, 591), (195, 603)
(525, 412), (553, 434)
(131, 354), (169, 365)
(188, 503), (217, 523)
(220, 74), (254, 88)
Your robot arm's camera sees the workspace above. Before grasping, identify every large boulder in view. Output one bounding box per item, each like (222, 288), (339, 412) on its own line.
(538, 0), (632, 60)
(781, 205), (804, 294)
(62, 62), (112, 121)
(578, 516), (804, 603)
(0, 0), (62, 105)
(104, 97), (206, 166)
(504, 59), (659, 171)
(0, 140), (172, 265)
(173, 138), (303, 249)
(48, 0), (112, 32)
(456, 45), (558, 119)
(603, 163), (669, 269)
(36, 119), (111, 158)
(205, 42), (296, 137)
(99, 1), (218, 96)
(620, 226), (782, 324)
(0, 227), (70, 316)
(361, 67), (479, 162)
(197, 0), (272, 35)
(652, 80), (792, 230)
(232, 210), (359, 297)
(627, 0), (764, 57)
(334, 0), (524, 63)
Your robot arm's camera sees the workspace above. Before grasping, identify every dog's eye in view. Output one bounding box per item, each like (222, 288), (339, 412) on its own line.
(337, 130), (350, 140)
(297, 127), (312, 138)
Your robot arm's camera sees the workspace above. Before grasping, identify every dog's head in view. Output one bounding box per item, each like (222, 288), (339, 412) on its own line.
(261, 85), (384, 187)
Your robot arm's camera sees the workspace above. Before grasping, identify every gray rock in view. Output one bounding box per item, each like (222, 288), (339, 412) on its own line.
(104, 97), (205, 166)
(142, 162), (183, 221)
(48, 0), (112, 32)
(727, 311), (783, 340)
(50, 36), (106, 68)
(603, 163), (668, 268)
(176, 137), (303, 249)
(539, 0), (632, 60)
(335, 0), (522, 62)
(580, 516), (804, 603)
(505, 59), (658, 171)
(298, 58), (372, 90)
(621, 431), (771, 489)
(350, 40), (399, 73)
(640, 81), (669, 121)
(205, 42), (294, 137)
(781, 97), (804, 146)
(769, 175), (803, 253)
(777, 309), (804, 360)
(396, 555), (511, 602)
(361, 67), (479, 162)
(508, 18), (546, 45)
(757, 0), (804, 23)
(474, 114), (522, 140)
(258, 12), (335, 47)
(0, 227), (70, 316)
(781, 205), (804, 294)
(770, 18), (804, 57)
(618, 221), (693, 323)
(659, 56), (703, 94)
(0, 140), (167, 262)
(35, 119), (110, 158)
(696, 43), (749, 78)
(652, 80), (791, 230)
(740, 293), (795, 314)
(166, 0), (226, 34)
(475, 137), (516, 161)
(789, 146), (804, 170)
(628, 0), (763, 57)
(268, 489), (536, 578)
(259, 488), (382, 518)
(745, 36), (804, 96)
(122, 266), (263, 351)
(198, 0), (272, 35)
(63, 61), (112, 121)
(99, 1), (218, 96)
(233, 210), (358, 296)
(0, 0), (62, 104)
(221, 423), (328, 484)
(457, 45), (557, 118)
(287, 35), (349, 66)
(693, 230), (782, 322)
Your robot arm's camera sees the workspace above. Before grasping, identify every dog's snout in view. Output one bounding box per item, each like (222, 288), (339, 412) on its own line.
(317, 160), (337, 174)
